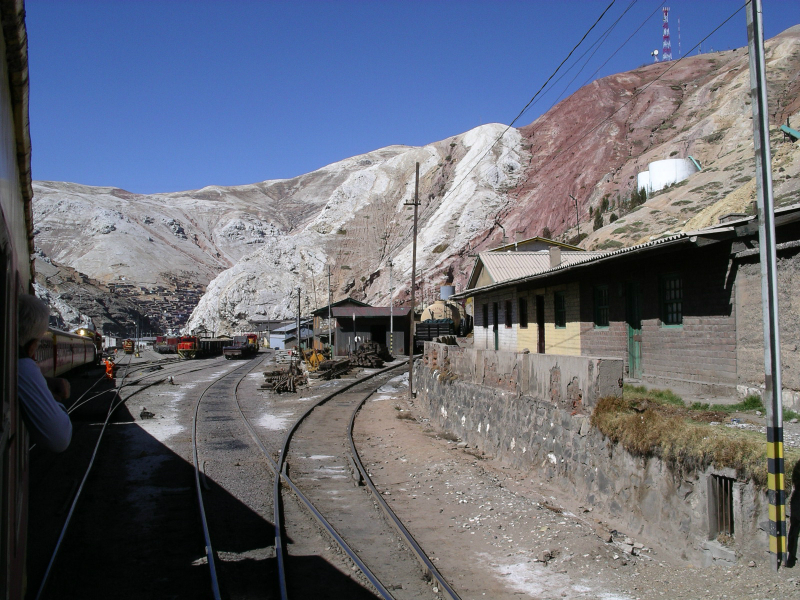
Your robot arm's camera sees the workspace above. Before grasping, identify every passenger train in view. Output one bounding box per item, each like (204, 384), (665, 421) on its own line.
(36, 328), (99, 378)
(0, 5), (63, 597)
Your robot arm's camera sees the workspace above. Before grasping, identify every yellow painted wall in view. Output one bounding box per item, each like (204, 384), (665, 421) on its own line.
(545, 282), (581, 356)
(516, 291), (538, 352)
(476, 266), (494, 287)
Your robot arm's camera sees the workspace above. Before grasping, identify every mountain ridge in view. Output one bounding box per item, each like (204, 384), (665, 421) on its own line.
(32, 26), (800, 336)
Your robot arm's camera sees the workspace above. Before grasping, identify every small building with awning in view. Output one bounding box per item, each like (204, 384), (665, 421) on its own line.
(329, 305), (412, 357)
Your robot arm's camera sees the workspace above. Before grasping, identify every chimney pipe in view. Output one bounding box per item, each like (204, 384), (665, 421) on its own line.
(549, 246), (561, 269)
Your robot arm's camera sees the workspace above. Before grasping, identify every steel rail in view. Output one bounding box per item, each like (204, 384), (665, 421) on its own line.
(191, 358), (260, 600)
(348, 377), (461, 600)
(65, 356), (200, 414)
(273, 360), (410, 600)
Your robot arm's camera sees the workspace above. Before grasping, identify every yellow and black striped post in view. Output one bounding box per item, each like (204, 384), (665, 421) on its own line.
(767, 425), (786, 560)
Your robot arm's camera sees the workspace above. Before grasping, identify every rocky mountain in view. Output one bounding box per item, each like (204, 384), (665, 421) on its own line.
(33, 26), (800, 336)
(33, 251), (155, 336)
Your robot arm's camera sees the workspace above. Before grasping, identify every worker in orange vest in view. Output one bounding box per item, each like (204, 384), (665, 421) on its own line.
(104, 356), (116, 380)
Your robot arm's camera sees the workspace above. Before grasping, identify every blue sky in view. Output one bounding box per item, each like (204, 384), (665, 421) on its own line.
(26, 0), (800, 194)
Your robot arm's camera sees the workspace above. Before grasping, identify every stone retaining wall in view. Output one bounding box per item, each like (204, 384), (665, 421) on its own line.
(417, 342), (769, 566)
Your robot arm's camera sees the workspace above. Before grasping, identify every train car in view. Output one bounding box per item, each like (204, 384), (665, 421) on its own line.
(154, 336), (178, 354)
(198, 337), (226, 357)
(1, 4), (39, 596)
(222, 334), (259, 359)
(36, 328), (98, 378)
(122, 339), (135, 354)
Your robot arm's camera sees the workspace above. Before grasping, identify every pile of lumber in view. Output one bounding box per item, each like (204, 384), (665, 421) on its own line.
(351, 341), (384, 368)
(261, 367), (306, 393)
(313, 358), (351, 380)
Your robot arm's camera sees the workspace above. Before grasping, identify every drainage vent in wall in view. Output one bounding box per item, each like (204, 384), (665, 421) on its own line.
(709, 474), (735, 538)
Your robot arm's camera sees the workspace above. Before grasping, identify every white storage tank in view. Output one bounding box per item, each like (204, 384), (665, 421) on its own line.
(637, 157), (700, 194)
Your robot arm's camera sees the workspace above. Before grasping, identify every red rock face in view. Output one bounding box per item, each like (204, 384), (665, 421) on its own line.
(443, 27), (800, 293)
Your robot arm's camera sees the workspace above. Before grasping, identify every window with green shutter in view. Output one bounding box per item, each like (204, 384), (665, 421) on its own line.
(594, 285), (609, 328)
(661, 274), (683, 326)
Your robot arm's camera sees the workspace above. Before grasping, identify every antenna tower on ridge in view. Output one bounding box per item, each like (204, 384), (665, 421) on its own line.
(662, 6), (673, 61)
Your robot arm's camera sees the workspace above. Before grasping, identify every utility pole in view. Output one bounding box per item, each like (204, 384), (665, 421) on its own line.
(388, 259), (394, 355)
(747, 0), (785, 570)
(296, 287), (301, 358)
(327, 265), (333, 357)
(569, 194), (580, 238)
(404, 163), (420, 398)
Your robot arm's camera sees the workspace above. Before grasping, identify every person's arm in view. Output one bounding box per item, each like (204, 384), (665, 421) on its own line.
(18, 359), (72, 452)
(45, 376), (70, 403)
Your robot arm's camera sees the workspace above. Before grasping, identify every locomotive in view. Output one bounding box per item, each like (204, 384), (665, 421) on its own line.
(122, 339), (135, 354)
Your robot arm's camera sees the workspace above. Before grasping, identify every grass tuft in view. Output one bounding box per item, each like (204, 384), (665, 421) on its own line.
(592, 395), (799, 489)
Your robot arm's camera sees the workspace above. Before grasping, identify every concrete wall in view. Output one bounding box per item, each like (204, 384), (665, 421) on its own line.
(424, 342), (622, 414)
(418, 341), (770, 566)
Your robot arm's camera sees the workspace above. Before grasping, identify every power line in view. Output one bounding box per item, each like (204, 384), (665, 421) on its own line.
(384, 0), (619, 261)
(544, 2), (747, 178)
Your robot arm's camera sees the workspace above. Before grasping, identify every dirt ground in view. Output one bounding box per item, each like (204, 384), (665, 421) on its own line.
(355, 373), (800, 600)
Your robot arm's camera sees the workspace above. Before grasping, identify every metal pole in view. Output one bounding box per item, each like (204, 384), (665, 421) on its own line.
(327, 265), (333, 357)
(747, 0), (785, 570)
(296, 287), (301, 358)
(389, 259), (394, 355)
(404, 163), (420, 398)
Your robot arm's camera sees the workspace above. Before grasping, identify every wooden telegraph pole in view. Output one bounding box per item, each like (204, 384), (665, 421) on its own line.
(404, 163), (420, 398)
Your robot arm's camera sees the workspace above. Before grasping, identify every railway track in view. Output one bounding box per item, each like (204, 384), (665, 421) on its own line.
(30, 352), (458, 600)
(29, 352), (237, 599)
(273, 363), (459, 600)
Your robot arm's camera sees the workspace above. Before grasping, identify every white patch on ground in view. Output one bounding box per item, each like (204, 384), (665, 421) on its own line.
(309, 455), (335, 460)
(372, 372), (409, 401)
(258, 410), (293, 430)
(137, 421), (185, 443)
(247, 372), (263, 380)
(316, 466), (347, 479)
(476, 553), (633, 599)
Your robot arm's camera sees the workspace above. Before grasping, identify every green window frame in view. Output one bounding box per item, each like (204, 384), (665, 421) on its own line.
(554, 291), (566, 328)
(660, 274), (683, 326)
(594, 285), (609, 328)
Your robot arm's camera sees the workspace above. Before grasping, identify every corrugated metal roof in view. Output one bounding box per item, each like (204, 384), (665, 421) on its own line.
(480, 251), (607, 284)
(331, 307), (411, 318)
(454, 203), (800, 301)
(452, 235), (690, 300)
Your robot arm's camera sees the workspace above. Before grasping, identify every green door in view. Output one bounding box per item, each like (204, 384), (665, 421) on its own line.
(626, 283), (642, 379)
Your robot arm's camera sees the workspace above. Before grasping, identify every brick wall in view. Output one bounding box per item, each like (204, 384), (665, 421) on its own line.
(735, 245), (800, 408)
(580, 244), (737, 394)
